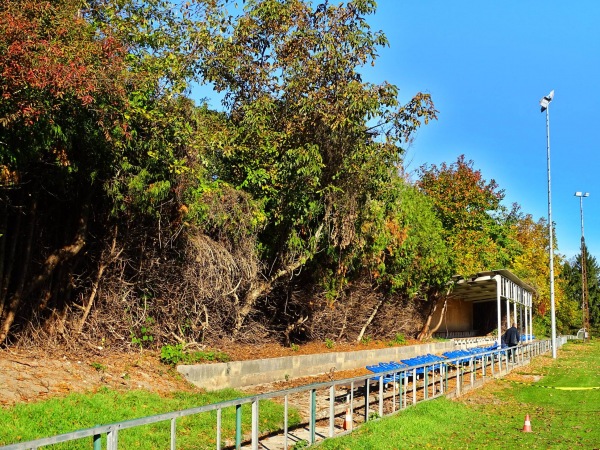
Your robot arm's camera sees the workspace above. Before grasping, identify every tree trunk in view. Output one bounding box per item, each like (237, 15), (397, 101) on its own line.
(417, 296), (438, 341)
(0, 200), (11, 320)
(429, 297), (448, 336)
(356, 296), (385, 343)
(0, 198), (36, 343)
(417, 285), (453, 341)
(232, 224), (324, 335)
(74, 225), (119, 335)
(24, 204), (89, 299)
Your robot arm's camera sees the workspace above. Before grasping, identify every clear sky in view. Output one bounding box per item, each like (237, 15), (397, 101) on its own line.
(192, 0), (600, 262)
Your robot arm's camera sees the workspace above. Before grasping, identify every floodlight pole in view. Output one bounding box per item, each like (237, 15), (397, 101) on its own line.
(540, 90), (557, 359)
(575, 192), (590, 342)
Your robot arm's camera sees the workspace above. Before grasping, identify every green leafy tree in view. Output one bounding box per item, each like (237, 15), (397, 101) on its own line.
(350, 179), (452, 340)
(0, 0), (228, 343)
(510, 211), (566, 324)
(561, 245), (600, 333)
(0, 0), (130, 341)
(417, 155), (518, 276)
(415, 155), (525, 339)
(199, 0), (438, 333)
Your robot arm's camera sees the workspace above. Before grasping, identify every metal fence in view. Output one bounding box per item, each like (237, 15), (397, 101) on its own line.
(2, 338), (562, 450)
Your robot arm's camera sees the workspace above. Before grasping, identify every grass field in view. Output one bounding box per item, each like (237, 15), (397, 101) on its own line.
(2, 340), (598, 449)
(316, 339), (600, 449)
(0, 387), (301, 449)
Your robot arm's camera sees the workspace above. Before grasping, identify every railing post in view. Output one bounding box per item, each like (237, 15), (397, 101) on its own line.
(378, 377), (383, 418)
(392, 374), (397, 412)
(235, 404), (242, 450)
(470, 357), (474, 387)
(93, 432), (101, 450)
(424, 366), (429, 400)
(170, 417), (176, 450)
(310, 389), (316, 444)
(216, 409), (222, 450)
(403, 372), (408, 409)
(412, 369), (417, 405)
(364, 379), (370, 422)
(350, 381), (354, 431)
(251, 399), (259, 450)
(284, 395), (289, 448)
(329, 386), (334, 438)
(107, 426), (118, 450)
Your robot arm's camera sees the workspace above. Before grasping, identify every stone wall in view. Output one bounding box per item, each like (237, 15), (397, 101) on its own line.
(178, 341), (459, 390)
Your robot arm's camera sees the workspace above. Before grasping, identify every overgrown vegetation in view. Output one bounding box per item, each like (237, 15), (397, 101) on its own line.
(160, 344), (231, 366)
(0, 0), (593, 351)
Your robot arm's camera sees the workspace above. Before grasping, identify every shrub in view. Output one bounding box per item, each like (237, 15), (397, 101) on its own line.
(160, 344), (231, 366)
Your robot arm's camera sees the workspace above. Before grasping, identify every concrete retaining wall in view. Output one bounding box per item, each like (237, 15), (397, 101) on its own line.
(178, 341), (466, 390)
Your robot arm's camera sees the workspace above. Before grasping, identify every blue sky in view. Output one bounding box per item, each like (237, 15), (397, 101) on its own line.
(192, 0), (600, 262)
(366, 0), (600, 262)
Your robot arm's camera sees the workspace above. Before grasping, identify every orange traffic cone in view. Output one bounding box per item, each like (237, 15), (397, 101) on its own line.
(343, 407), (352, 431)
(522, 414), (532, 432)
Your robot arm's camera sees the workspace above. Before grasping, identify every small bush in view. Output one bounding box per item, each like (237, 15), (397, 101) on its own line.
(325, 338), (335, 349)
(160, 344), (231, 366)
(290, 343), (300, 352)
(368, 411), (380, 421)
(89, 362), (106, 372)
(390, 333), (406, 345)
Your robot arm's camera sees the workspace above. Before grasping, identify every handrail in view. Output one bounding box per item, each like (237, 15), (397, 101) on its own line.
(1, 339), (558, 450)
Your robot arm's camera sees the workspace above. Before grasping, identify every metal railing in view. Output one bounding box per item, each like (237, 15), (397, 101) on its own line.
(1, 339), (558, 450)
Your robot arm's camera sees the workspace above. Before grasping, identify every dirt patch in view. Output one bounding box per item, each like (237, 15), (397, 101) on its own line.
(0, 339), (415, 408)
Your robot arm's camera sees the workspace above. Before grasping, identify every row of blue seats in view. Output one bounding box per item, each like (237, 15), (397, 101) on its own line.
(366, 354), (446, 383)
(365, 361), (410, 384)
(366, 342), (519, 380)
(443, 343), (511, 364)
(400, 354), (445, 374)
(521, 334), (535, 341)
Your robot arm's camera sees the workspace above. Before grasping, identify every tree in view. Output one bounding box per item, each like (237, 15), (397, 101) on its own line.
(352, 179), (452, 340)
(0, 0), (130, 342)
(0, 0), (226, 343)
(199, 0), (438, 334)
(415, 155), (524, 339)
(417, 155), (518, 276)
(561, 245), (600, 333)
(509, 211), (566, 321)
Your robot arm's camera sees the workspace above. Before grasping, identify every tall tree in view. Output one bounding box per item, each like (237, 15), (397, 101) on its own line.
(417, 155), (518, 276)
(0, 0), (129, 342)
(510, 211), (565, 320)
(0, 0), (224, 343)
(199, 0), (438, 333)
(561, 245), (600, 332)
(415, 155), (522, 339)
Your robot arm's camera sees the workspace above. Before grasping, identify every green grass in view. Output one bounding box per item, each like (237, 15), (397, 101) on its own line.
(317, 340), (600, 449)
(0, 387), (301, 449)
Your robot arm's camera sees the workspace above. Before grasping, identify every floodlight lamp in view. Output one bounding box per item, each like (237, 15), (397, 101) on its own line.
(574, 192), (590, 197)
(540, 90), (555, 112)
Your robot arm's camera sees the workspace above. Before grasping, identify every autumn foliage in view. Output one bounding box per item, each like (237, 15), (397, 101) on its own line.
(0, 0), (576, 348)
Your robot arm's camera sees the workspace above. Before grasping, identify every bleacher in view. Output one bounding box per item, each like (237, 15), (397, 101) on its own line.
(366, 341), (512, 381)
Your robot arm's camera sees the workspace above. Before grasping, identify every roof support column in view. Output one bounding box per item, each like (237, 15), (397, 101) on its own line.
(506, 296), (510, 330)
(529, 294), (533, 342)
(524, 298), (529, 342)
(495, 275), (502, 347)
